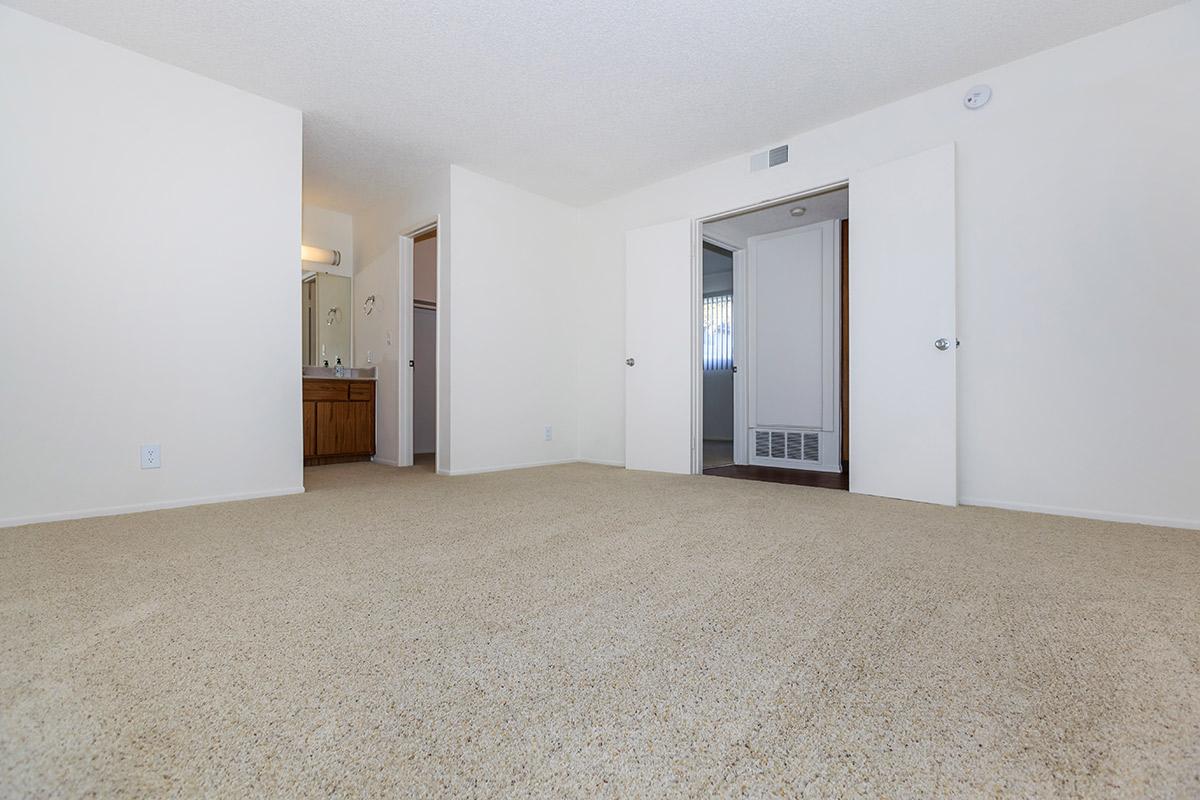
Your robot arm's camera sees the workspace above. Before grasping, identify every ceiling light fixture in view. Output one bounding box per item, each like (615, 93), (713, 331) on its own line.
(789, 207), (807, 217)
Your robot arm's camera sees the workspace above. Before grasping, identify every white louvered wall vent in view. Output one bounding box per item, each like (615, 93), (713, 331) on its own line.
(754, 429), (819, 462)
(750, 145), (790, 172)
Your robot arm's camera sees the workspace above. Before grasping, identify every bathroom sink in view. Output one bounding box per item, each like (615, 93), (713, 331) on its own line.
(302, 365), (377, 380)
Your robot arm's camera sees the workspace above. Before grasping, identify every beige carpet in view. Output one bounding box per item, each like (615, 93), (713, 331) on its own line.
(2, 463), (1198, 798)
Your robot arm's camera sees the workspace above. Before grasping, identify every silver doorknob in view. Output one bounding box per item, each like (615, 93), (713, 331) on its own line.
(934, 338), (951, 351)
(626, 358), (635, 366)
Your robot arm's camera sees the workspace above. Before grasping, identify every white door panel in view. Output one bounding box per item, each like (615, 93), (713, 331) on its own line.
(732, 249), (748, 464)
(750, 224), (830, 429)
(849, 144), (957, 505)
(625, 219), (694, 474)
(747, 220), (841, 472)
(412, 307), (436, 454)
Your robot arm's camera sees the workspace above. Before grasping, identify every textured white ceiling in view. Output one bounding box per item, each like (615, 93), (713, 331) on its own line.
(705, 188), (849, 249)
(6, 0), (1181, 211)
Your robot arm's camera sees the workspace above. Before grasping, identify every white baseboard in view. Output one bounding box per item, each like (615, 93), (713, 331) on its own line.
(1, 486), (306, 529)
(442, 458), (624, 476)
(960, 497), (1200, 531)
(370, 457), (400, 466)
(443, 458), (582, 476)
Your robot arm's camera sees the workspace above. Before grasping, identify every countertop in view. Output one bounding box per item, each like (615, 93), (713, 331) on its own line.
(302, 366), (377, 381)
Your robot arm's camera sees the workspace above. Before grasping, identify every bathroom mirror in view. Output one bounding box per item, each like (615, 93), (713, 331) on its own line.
(301, 271), (351, 367)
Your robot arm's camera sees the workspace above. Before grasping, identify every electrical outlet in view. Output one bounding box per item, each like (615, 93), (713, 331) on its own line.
(140, 444), (161, 470)
(544, 425), (553, 442)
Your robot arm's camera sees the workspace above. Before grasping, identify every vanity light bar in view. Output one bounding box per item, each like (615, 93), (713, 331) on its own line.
(300, 245), (341, 267)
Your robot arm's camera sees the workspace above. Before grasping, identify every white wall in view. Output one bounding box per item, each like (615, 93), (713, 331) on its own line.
(353, 168), (450, 468)
(0, 8), (303, 526)
(302, 205), (354, 278)
(353, 239), (400, 464)
(354, 166), (581, 474)
(701, 374), (733, 441)
(576, 3), (1200, 528)
(446, 166), (581, 473)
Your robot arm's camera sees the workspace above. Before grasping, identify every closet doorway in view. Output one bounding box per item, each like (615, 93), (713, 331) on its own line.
(700, 186), (850, 490)
(411, 227), (437, 469)
(625, 145), (957, 505)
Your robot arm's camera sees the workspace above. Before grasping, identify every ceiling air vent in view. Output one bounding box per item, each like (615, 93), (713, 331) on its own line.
(751, 145), (790, 172)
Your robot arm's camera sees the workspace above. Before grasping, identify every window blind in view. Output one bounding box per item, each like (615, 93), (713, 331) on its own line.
(703, 293), (733, 370)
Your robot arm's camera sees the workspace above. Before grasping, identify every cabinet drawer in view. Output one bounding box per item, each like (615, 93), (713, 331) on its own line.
(303, 380), (348, 401)
(349, 381), (374, 401)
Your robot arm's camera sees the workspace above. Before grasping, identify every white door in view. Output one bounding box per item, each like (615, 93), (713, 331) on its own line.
(625, 219), (694, 473)
(412, 306), (437, 455)
(747, 220), (841, 472)
(849, 143), (957, 505)
(398, 235), (415, 467)
(732, 249), (748, 464)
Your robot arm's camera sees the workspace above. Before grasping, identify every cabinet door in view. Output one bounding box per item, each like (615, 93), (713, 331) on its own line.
(303, 401), (316, 458)
(315, 402), (352, 455)
(349, 402), (373, 454)
(315, 400), (374, 457)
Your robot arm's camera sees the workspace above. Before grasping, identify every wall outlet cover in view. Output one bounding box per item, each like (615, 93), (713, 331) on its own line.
(140, 444), (161, 469)
(544, 426), (553, 442)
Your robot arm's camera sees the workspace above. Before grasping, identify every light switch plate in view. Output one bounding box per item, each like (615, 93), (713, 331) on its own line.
(140, 444), (161, 469)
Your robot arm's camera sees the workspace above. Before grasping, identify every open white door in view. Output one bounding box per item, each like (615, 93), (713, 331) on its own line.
(849, 143), (957, 505)
(625, 219), (694, 473)
(732, 249), (748, 464)
(398, 234), (415, 467)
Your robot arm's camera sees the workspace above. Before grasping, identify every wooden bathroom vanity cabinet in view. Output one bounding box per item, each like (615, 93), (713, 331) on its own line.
(302, 378), (375, 465)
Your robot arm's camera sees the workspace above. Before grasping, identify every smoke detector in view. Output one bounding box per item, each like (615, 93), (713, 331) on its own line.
(789, 207), (807, 218)
(963, 85), (992, 110)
